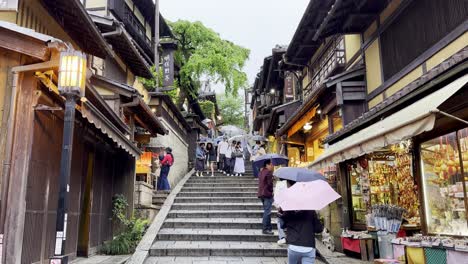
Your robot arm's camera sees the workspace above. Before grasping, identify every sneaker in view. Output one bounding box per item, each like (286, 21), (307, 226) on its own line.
(239, 174), (243, 177)
(235, 174), (238, 177)
(223, 172), (226, 175)
(211, 174), (214, 177)
(262, 230), (274, 235)
(277, 238), (286, 245)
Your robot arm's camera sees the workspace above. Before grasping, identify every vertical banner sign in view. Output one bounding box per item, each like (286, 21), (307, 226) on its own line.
(162, 49), (174, 87)
(284, 73), (294, 99)
(0, 0), (19, 10)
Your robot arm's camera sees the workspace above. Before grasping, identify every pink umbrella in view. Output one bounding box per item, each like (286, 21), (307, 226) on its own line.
(275, 180), (341, 211)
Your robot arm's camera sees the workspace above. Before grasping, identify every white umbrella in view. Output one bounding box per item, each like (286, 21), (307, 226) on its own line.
(219, 125), (245, 137)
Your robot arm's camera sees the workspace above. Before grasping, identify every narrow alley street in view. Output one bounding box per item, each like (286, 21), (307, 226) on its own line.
(144, 169), (291, 263)
(1, 0), (467, 263)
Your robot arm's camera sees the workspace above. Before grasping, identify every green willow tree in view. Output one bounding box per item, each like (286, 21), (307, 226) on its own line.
(170, 20), (250, 109)
(218, 94), (245, 128)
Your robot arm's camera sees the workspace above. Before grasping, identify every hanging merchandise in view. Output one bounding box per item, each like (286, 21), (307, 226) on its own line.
(370, 204), (406, 233)
(420, 130), (468, 236)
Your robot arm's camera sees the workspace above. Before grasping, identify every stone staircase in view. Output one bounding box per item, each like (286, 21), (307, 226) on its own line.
(144, 171), (288, 262)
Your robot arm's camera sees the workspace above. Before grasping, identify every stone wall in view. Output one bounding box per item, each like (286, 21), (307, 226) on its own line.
(150, 119), (189, 188)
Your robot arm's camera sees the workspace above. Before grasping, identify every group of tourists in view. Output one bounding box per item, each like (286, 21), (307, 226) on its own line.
(195, 137), (247, 177)
(257, 160), (324, 264)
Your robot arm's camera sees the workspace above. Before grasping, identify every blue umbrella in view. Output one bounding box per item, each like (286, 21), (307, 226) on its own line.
(273, 167), (326, 182)
(253, 154), (289, 168)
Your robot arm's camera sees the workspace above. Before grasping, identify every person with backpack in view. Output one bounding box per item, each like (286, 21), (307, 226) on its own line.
(157, 147), (174, 191)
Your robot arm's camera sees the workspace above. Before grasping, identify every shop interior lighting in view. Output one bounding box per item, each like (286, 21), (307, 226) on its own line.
(303, 122), (312, 131)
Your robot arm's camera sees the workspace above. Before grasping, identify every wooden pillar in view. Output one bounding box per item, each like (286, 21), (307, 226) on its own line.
(4, 72), (39, 264)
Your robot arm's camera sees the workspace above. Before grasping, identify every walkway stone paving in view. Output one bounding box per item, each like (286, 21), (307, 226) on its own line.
(129, 169), (369, 264)
(70, 255), (129, 264)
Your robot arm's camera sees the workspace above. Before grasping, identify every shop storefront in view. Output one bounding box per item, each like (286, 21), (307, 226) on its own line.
(310, 75), (468, 261)
(419, 129), (468, 236)
(346, 142), (421, 230)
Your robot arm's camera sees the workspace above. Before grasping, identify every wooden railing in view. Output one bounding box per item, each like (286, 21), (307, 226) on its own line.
(303, 37), (346, 101)
(109, 0), (154, 56)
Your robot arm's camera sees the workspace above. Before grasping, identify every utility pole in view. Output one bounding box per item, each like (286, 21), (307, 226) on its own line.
(154, 0), (160, 91)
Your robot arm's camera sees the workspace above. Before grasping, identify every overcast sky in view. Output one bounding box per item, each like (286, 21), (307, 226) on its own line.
(159, 0), (309, 91)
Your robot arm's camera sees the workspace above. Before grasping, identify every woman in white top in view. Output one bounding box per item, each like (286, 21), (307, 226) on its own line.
(233, 141), (245, 177)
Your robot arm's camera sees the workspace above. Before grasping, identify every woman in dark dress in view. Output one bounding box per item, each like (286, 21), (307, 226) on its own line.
(206, 142), (216, 177)
(157, 147), (174, 191)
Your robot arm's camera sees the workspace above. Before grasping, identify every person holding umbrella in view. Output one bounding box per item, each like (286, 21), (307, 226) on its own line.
(279, 180), (324, 264)
(257, 160), (274, 234)
(273, 168), (340, 264)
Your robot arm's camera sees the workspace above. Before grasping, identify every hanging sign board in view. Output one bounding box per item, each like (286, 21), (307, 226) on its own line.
(162, 49), (174, 87)
(284, 73), (294, 99)
(0, 0), (18, 10)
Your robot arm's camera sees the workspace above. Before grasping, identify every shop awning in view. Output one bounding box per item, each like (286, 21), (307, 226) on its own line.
(81, 100), (142, 158)
(310, 75), (468, 170)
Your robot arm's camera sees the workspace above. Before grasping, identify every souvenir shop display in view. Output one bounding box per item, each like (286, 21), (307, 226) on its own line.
(341, 229), (373, 239)
(420, 130), (468, 236)
(392, 234), (468, 251)
(368, 204), (406, 233)
(348, 141), (421, 228)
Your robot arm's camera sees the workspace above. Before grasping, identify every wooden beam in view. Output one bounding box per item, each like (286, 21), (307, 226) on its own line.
(341, 81), (366, 87)
(4, 74), (39, 264)
(0, 28), (50, 61)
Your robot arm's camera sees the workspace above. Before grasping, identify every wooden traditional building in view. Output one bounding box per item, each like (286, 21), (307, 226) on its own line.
(0, 0), (170, 262)
(273, 0), (367, 167)
(83, 0), (178, 221)
(250, 46), (302, 152)
(275, 0), (468, 254)
(306, 0), (467, 238)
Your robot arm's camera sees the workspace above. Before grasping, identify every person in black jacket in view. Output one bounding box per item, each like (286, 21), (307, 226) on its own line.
(279, 180), (324, 264)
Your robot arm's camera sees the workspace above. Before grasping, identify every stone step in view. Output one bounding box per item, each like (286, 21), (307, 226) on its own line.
(167, 210), (276, 219)
(162, 218), (278, 229)
(144, 256), (288, 264)
(153, 192), (170, 198)
(149, 241), (286, 257)
(184, 183), (258, 187)
(152, 197), (166, 204)
(177, 192), (257, 198)
(157, 228), (278, 242)
(175, 197), (260, 203)
(186, 180), (257, 184)
(172, 203), (263, 211)
(190, 175), (255, 179)
(181, 187), (258, 192)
